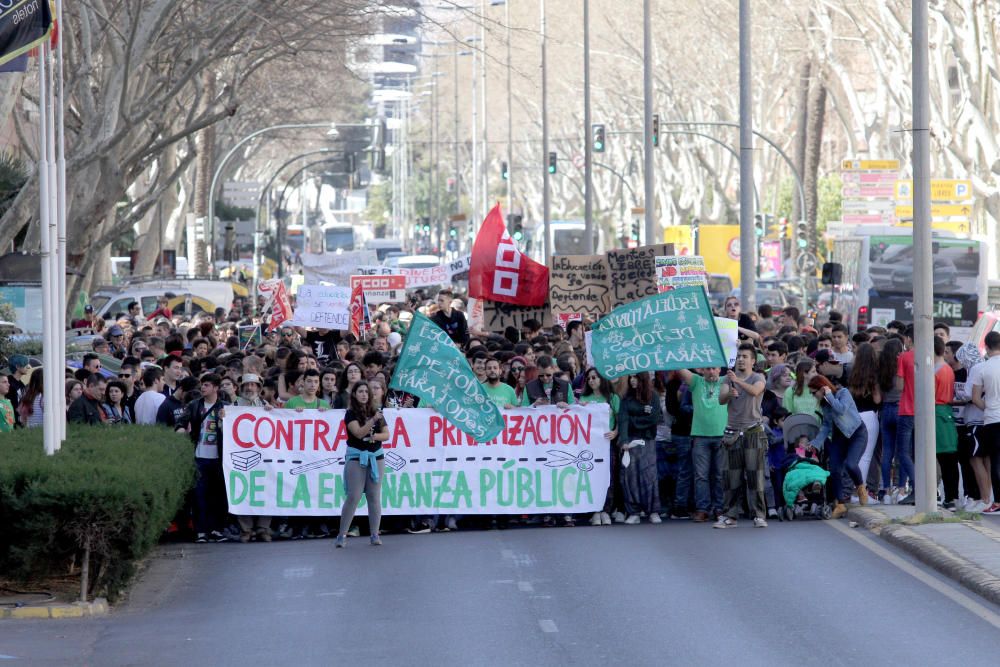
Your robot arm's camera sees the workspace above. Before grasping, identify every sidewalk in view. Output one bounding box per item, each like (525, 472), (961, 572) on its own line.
(847, 504), (1000, 607)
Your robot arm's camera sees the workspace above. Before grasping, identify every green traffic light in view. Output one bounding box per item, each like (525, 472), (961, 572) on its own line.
(513, 231), (524, 241)
(450, 228), (457, 237)
(594, 141), (604, 151)
(797, 238), (808, 249)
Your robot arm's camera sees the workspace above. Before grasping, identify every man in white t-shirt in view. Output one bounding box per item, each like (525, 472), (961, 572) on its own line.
(134, 366), (167, 424)
(971, 331), (1000, 513)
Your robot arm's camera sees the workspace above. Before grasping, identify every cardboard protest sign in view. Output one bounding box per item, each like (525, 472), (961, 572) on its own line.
(289, 284), (352, 329)
(591, 286), (726, 379)
(605, 243), (673, 308)
(390, 312), (504, 442)
(548, 254), (611, 318)
(715, 317), (739, 367)
(222, 404), (611, 516)
(301, 250), (378, 285)
(482, 300), (553, 332)
(238, 325), (263, 350)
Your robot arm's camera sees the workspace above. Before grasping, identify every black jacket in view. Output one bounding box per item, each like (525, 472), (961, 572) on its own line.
(68, 393), (105, 425)
(526, 377), (572, 405)
(177, 397), (229, 449)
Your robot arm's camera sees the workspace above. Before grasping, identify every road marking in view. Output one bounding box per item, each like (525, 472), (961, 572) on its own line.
(0, 655), (18, 660)
(517, 581), (534, 593)
(538, 619), (558, 633)
(827, 520), (1000, 629)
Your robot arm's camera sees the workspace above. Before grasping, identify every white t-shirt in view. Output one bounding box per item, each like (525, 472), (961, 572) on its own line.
(977, 356), (1000, 425)
(960, 363), (984, 425)
(833, 349), (854, 365)
(134, 390), (166, 425)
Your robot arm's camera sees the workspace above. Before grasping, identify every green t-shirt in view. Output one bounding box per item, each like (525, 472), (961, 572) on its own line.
(284, 396), (331, 410)
(783, 386), (820, 423)
(482, 381), (518, 409)
(578, 392), (620, 431)
(689, 374), (728, 437)
(0, 398), (13, 432)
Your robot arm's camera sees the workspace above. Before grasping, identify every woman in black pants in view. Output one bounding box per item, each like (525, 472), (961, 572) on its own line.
(335, 382), (389, 547)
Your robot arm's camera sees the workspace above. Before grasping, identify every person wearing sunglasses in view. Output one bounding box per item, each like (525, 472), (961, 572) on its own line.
(525, 355), (573, 408)
(579, 368), (621, 526)
(504, 356), (530, 406)
(722, 297), (761, 343)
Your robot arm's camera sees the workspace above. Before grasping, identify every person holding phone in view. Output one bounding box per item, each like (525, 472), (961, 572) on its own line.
(715, 344), (768, 529)
(336, 381), (390, 547)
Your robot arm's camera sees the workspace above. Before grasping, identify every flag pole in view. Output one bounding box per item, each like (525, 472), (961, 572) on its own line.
(55, 0), (67, 444)
(37, 45), (56, 456)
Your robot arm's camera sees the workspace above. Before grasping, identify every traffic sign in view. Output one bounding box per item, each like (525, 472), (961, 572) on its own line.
(841, 159), (901, 171)
(796, 252), (817, 273)
(842, 199), (896, 212)
(841, 184), (895, 198)
(894, 220), (971, 234)
(572, 153), (585, 169)
(843, 213), (895, 225)
(895, 179), (973, 202)
(894, 203), (972, 219)
(841, 172), (897, 185)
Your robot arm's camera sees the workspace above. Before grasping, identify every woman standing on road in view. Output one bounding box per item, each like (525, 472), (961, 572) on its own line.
(336, 381), (389, 548)
(847, 343), (881, 498)
(617, 372), (663, 525)
(579, 368), (621, 526)
(808, 375), (868, 518)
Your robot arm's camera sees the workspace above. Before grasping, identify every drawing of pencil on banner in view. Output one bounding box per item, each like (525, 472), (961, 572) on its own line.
(290, 458), (343, 475)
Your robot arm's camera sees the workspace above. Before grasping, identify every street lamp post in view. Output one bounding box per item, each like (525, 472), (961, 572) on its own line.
(642, 0), (655, 246)
(506, 0), (513, 219)
(584, 0), (594, 254)
(541, 0), (551, 262)
(738, 0), (756, 311)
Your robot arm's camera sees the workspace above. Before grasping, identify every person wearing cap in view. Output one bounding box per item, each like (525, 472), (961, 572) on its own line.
(235, 374), (266, 408)
(72, 304), (99, 329)
(107, 325), (128, 359)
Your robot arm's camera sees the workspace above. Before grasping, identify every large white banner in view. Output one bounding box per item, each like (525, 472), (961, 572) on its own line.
(301, 250), (378, 285)
(222, 404), (611, 516)
(354, 255), (472, 289)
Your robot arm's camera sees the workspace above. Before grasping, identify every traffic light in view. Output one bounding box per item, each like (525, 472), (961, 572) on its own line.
(795, 220), (808, 249)
(630, 218), (640, 243)
(510, 213), (524, 241)
(501, 161), (509, 180)
(754, 213), (765, 238)
(652, 113), (660, 147)
(592, 124), (606, 153)
(449, 225), (458, 238)
(420, 216), (431, 234)
(346, 153), (357, 173)
(778, 217), (789, 240)
(548, 152), (557, 174)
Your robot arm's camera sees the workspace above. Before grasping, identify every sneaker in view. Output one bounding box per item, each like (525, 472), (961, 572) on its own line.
(942, 501), (957, 511)
(964, 498), (980, 511)
(898, 493), (915, 506)
(446, 517), (459, 531)
(563, 515), (575, 527)
(239, 531), (251, 544)
(195, 533), (208, 543)
(877, 488), (888, 503)
(277, 523), (293, 539)
(317, 523), (331, 538)
(971, 501), (988, 513)
(590, 512), (603, 526)
(691, 511), (709, 523)
(210, 530), (228, 543)
(406, 523), (432, 534)
(347, 525), (361, 537)
(611, 511), (626, 524)
(600, 512), (612, 525)
(831, 503), (848, 519)
(370, 534), (382, 546)
(624, 514), (641, 525)
(857, 484), (869, 506)
(334, 535), (346, 548)
(713, 516), (737, 529)
(649, 513), (662, 524)
(867, 490), (880, 505)
(767, 508), (779, 519)
(543, 515), (557, 527)
(753, 517), (768, 528)
(256, 529), (272, 543)
(983, 503), (1000, 514)
(669, 510), (690, 520)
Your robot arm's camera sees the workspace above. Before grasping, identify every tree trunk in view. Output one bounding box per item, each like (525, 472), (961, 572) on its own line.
(791, 58), (811, 224)
(804, 78), (827, 256)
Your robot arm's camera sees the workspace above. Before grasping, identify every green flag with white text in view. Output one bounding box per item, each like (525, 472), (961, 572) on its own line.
(591, 286), (726, 379)
(389, 311), (504, 442)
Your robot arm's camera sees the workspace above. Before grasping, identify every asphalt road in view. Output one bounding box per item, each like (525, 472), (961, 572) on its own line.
(4, 520), (1000, 666)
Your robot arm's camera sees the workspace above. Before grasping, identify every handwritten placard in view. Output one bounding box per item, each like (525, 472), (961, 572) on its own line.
(548, 254), (611, 318)
(606, 243), (673, 308)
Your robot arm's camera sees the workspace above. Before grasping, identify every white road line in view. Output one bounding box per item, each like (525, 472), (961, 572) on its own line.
(827, 520), (1000, 629)
(517, 581), (534, 593)
(538, 619), (558, 633)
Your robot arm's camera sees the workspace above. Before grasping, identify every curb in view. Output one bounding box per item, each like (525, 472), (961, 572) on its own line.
(0, 598), (108, 620)
(846, 507), (1000, 608)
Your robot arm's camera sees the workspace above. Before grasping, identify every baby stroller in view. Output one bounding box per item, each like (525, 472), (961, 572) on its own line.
(778, 414), (831, 521)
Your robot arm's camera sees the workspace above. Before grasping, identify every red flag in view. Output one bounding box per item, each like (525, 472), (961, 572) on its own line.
(469, 204), (549, 306)
(257, 279), (292, 332)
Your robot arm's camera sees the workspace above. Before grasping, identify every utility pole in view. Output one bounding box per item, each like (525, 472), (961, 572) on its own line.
(583, 0), (594, 254)
(454, 42), (462, 221)
(470, 37), (479, 229)
(641, 0), (655, 246)
(480, 0), (489, 218)
(912, 0), (935, 514)
(541, 0), (551, 262)
(738, 0), (756, 311)
(506, 0), (513, 219)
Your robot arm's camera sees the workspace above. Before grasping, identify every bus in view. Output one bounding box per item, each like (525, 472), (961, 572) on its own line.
(322, 222), (356, 253)
(528, 219), (606, 262)
(830, 229), (987, 339)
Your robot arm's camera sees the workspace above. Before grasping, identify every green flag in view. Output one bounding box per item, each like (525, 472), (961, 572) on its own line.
(389, 311), (504, 442)
(591, 286), (726, 379)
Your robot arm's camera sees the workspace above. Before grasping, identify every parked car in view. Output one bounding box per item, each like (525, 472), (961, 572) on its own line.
(707, 274), (734, 310)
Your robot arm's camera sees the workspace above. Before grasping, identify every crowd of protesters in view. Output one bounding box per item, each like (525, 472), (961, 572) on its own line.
(2, 288), (996, 543)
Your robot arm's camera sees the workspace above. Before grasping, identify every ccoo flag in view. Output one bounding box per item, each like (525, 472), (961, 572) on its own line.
(469, 204), (549, 306)
(389, 312), (504, 442)
(0, 0), (52, 68)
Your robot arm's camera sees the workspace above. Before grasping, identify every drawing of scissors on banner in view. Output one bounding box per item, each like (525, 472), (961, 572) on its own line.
(545, 449), (594, 472)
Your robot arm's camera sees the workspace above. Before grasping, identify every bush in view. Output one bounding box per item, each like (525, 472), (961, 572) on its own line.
(0, 425), (196, 601)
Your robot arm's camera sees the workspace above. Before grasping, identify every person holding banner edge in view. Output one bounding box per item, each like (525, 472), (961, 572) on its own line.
(336, 381), (389, 548)
(618, 372), (664, 525)
(580, 368), (621, 526)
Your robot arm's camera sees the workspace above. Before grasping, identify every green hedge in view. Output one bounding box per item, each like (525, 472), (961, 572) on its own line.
(0, 425), (196, 601)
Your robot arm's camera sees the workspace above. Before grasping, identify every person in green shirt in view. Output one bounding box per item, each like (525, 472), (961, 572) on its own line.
(579, 367), (621, 526)
(0, 375), (14, 432)
(284, 369), (331, 410)
(783, 359), (820, 424)
(673, 367), (728, 522)
(482, 358), (517, 409)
